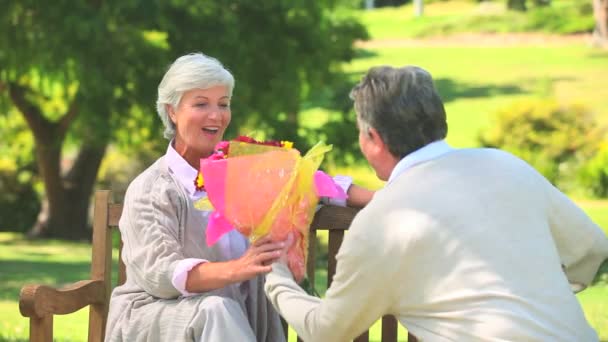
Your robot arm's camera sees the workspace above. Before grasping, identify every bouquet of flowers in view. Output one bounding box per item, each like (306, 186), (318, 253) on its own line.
(194, 136), (346, 282)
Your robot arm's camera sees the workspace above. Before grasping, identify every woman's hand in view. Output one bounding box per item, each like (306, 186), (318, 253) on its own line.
(230, 236), (285, 282)
(185, 236), (284, 293)
(346, 184), (375, 208)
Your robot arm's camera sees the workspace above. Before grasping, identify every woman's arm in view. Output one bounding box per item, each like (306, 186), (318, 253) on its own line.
(185, 236), (284, 292)
(346, 184), (375, 208)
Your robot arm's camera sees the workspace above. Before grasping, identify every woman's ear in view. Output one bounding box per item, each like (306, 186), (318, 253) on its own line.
(167, 104), (177, 124)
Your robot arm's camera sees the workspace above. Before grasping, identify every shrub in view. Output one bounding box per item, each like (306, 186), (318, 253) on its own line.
(0, 159), (40, 233)
(478, 99), (605, 191)
(578, 142), (608, 198)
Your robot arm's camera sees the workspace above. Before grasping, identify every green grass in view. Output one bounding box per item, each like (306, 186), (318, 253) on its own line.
(304, 46), (608, 152)
(342, 45), (608, 148)
(356, 0), (594, 39)
(0, 233), (118, 342)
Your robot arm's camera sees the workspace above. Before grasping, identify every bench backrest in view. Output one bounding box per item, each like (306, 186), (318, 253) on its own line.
(94, 190), (413, 342)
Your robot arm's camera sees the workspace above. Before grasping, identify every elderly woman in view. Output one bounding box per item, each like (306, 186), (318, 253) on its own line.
(105, 53), (373, 341)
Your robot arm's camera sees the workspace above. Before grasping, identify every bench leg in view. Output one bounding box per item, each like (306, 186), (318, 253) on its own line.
(30, 315), (52, 342)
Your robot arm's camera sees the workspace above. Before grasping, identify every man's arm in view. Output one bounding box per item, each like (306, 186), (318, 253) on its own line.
(265, 217), (397, 341)
(547, 185), (608, 291)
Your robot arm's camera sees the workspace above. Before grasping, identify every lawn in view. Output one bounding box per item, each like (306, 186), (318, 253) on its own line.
(302, 44), (608, 151)
(348, 45), (608, 148)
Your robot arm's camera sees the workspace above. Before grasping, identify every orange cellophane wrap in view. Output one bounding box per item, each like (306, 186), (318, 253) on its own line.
(224, 141), (331, 281)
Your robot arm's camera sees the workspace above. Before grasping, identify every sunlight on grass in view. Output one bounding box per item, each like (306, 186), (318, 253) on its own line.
(577, 286), (608, 341)
(356, 1), (480, 39)
(356, 0), (593, 40)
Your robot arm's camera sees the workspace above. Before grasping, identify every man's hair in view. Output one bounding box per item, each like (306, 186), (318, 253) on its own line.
(350, 65), (447, 158)
(156, 52), (235, 140)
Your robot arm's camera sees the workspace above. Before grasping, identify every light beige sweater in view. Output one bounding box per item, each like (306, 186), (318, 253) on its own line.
(265, 148), (608, 341)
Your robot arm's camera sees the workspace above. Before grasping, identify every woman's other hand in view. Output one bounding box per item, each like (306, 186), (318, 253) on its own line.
(346, 184), (375, 208)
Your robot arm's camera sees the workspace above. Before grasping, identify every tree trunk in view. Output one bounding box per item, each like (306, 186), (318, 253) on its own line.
(8, 82), (107, 240)
(507, 0), (527, 11)
(414, 0), (424, 17)
(594, 0), (608, 47)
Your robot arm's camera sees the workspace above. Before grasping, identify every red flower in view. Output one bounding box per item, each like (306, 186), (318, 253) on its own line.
(235, 135), (257, 144)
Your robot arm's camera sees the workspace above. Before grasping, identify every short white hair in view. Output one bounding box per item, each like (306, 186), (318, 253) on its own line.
(156, 53), (235, 139)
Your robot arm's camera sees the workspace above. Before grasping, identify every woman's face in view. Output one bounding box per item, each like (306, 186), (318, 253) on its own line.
(169, 85), (231, 165)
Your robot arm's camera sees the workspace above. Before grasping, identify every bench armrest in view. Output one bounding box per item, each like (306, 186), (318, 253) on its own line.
(19, 280), (106, 318)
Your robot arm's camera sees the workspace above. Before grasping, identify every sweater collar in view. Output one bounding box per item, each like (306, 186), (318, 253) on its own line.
(387, 140), (454, 185)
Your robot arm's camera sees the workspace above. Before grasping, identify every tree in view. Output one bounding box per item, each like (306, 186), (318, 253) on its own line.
(1, 2), (166, 239)
(507, 0), (527, 11)
(594, 0), (608, 47)
(0, 1), (366, 239)
(414, 0), (423, 17)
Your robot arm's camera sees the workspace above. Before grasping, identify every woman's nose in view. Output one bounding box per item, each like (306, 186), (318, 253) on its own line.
(207, 106), (221, 119)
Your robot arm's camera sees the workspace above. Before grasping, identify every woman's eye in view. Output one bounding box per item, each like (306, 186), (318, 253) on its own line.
(220, 103), (230, 109)
(195, 103), (208, 107)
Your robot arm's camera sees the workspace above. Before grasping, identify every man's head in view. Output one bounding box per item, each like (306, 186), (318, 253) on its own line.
(350, 65), (447, 180)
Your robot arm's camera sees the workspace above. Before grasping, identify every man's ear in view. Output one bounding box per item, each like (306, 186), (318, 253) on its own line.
(367, 127), (387, 155)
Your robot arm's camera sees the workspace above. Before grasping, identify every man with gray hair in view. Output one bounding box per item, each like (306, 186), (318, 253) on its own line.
(265, 65), (608, 341)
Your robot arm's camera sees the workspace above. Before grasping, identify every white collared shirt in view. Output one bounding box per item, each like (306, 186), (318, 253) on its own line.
(165, 142), (248, 296)
(387, 140), (454, 185)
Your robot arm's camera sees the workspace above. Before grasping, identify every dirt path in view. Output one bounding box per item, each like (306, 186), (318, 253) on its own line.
(356, 33), (593, 48)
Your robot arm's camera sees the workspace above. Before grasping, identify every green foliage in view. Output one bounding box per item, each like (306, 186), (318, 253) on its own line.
(0, 112), (40, 233)
(507, 0), (527, 12)
(478, 99), (605, 189)
(0, 0), (367, 158)
(0, 166), (40, 233)
(96, 145), (161, 202)
(578, 142), (608, 198)
(0, 0), (367, 236)
(524, 1), (595, 34)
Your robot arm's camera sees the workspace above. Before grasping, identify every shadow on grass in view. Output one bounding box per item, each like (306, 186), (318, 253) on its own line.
(0, 259), (90, 301)
(434, 78), (525, 103)
(341, 73), (528, 103)
(354, 48), (378, 60)
(0, 337), (29, 342)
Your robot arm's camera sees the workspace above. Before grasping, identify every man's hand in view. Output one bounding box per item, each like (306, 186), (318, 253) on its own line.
(277, 233), (295, 265)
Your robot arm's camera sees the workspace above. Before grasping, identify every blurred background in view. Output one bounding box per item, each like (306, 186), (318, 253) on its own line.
(1, 0), (607, 340)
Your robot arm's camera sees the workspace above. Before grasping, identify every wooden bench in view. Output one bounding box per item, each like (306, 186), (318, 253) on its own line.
(19, 190), (417, 341)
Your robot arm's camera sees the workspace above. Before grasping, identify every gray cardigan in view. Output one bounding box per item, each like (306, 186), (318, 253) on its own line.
(105, 157), (284, 341)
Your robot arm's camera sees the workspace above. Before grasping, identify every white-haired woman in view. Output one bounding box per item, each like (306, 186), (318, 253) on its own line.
(105, 53), (373, 341)
(105, 53), (287, 341)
